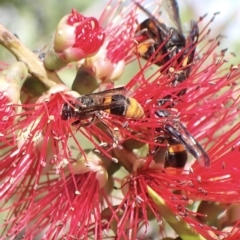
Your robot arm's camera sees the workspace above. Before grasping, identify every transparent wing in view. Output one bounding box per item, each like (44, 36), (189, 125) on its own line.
(163, 0), (183, 33)
(134, 0), (183, 32)
(82, 87), (130, 101)
(133, 0), (164, 29)
(75, 97), (126, 115)
(165, 122), (210, 168)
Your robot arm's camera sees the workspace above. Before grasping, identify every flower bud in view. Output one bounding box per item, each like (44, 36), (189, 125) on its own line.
(44, 9), (105, 70)
(0, 62), (28, 104)
(72, 65), (101, 94)
(72, 158), (108, 189)
(79, 40), (126, 83)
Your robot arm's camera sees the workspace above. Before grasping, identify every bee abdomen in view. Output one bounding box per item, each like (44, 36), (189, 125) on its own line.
(125, 98), (145, 118)
(164, 143), (188, 168)
(103, 95), (126, 116)
(104, 95), (144, 118)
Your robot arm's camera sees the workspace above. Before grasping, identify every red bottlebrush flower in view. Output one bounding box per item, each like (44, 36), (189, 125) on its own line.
(1, 0), (240, 239)
(66, 10), (105, 53)
(0, 84), (115, 202)
(0, 62), (28, 141)
(93, 10), (240, 239)
(73, 0), (139, 93)
(105, 120), (240, 239)
(0, 83), (128, 238)
(43, 9), (105, 70)
(0, 92), (16, 136)
(0, 85), (70, 201)
(2, 157), (108, 239)
(108, 166), (210, 239)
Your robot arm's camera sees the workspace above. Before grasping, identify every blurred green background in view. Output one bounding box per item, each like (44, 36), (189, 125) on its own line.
(0, 0), (105, 62)
(0, 1), (239, 239)
(0, 0), (240, 64)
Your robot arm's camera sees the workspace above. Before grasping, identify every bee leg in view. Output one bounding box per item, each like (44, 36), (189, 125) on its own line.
(97, 120), (116, 140)
(72, 120), (80, 126)
(156, 95), (173, 107)
(135, 28), (149, 38)
(79, 116), (96, 128)
(157, 74), (187, 108)
(71, 116), (96, 131)
(155, 109), (171, 118)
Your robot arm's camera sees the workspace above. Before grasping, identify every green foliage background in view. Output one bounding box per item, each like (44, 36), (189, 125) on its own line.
(1, 0), (240, 64)
(0, 0), (239, 239)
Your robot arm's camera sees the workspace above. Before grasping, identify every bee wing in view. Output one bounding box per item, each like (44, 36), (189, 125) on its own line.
(163, 0), (183, 33)
(165, 123), (210, 168)
(75, 98), (126, 115)
(34, 36), (54, 61)
(133, 0), (166, 32)
(83, 87), (130, 100)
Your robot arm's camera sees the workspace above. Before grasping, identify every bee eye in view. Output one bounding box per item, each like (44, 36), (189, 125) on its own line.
(61, 103), (74, 120)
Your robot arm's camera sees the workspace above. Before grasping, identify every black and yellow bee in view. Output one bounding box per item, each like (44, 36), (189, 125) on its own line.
(61, 87), (144, 126)
(164, 122), (210, 168)
(134, 1), (209, 168)
(154, 110), (210, 169)
(134, 0), (199, 87)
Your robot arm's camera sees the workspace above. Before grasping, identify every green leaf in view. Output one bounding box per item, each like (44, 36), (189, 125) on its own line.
(147, 185), (208, 240)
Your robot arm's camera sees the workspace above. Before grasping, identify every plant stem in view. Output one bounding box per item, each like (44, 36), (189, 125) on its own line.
(0, 24), (63, 88)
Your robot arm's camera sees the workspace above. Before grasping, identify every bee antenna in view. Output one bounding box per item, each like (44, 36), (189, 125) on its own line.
(155, 109), (171, 117)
